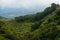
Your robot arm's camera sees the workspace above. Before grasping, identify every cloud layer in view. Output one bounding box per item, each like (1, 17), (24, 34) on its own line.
(0, 0), (59, 9)
(0, 0), (60, 18)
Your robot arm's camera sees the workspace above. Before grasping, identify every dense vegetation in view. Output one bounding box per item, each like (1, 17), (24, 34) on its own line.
(0, 3), (60, 40)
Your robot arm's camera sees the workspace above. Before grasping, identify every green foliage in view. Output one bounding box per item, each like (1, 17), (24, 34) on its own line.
(0, 3), (60, 40)
(0, 35), (9, 40)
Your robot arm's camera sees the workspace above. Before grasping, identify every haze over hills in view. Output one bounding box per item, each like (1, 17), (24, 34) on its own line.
(0, 7), (44, 18)
(0, 0), (59, 18)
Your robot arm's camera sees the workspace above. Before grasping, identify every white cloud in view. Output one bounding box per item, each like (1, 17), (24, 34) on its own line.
(0, 0), (59, 9)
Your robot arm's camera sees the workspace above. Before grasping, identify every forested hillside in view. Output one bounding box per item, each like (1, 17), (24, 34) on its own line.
(0, 3), (60, 40)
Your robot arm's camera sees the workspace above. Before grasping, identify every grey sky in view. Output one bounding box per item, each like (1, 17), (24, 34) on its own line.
(0, 0), (59, 8)
(0, 0), (60, 18)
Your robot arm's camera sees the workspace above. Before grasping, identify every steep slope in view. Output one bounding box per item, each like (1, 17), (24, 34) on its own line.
(31, 7), (60, 40)
(40, 7), (60, 30)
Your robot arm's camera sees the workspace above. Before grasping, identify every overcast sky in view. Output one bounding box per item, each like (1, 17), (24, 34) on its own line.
(0, 0), (59, 9)
(0, 0), (60, 18)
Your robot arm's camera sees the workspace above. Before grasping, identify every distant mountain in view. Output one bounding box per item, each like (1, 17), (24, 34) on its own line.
(0, 6), (44, 18)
